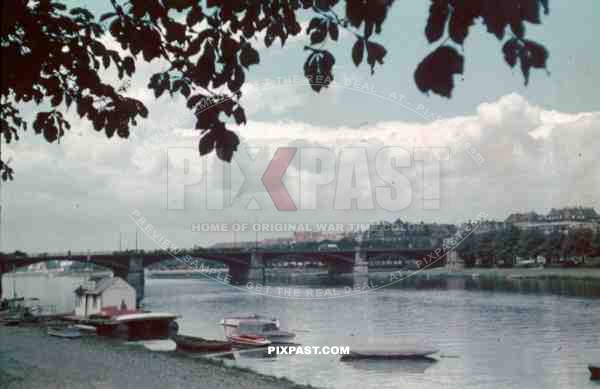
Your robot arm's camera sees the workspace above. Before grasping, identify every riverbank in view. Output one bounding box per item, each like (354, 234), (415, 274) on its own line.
(0, 326), (317, 389)
(420, 266), (600, 281)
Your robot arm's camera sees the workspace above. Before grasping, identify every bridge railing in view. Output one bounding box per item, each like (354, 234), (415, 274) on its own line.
(5, 250), (119, 259)
(2, 246), (438, 260)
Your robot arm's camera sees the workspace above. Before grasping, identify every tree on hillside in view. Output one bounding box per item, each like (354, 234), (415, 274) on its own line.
(456, 232), (479, 267)
(494, 225), (520, 265)
(560, 232), (576, 259)
(572, 228), (594, 260)
(517, 229), (545, 259)
(1, 0), (552, 180)
(336, 236), (357, 249)
(591, 231), (600, 257)
(538, 230), (562, 263)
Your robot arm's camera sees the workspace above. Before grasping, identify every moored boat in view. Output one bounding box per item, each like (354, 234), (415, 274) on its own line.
(228, 334), (271, 348)
(94, 312), (180, 341)
(340, 343), (439, 361)
(0, 297), (45, 325)
(73, 324), (97, 333)
(172, 334), (232, 353)
(47, 326), (82, 339)
(221, 314), (280, 329)
(340, 349), (438, 361)
(221, 314), (295, 344)
(590, 364), (600, 380)
(2, 316), (21, 326)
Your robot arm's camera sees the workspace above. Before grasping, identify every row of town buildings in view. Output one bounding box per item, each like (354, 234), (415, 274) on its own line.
(472, 207), (600, 235)
(211, 207), (600, 249)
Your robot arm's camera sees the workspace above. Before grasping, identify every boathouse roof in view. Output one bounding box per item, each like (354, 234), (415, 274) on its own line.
(74, 276), (127, 296)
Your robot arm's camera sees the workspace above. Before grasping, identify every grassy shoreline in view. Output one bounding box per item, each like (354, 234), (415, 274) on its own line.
(0, 326), (318, 389)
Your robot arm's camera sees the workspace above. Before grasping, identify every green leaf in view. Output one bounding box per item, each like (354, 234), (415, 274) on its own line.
(199, 130), (216, 156)
(524, 40), (548, 68)
(123, 57), (135, 76)
(239, 45), (259, 68)
(233, 106), (246, 125)
(352, 39), (364, 66)
(502, 38), (520, 68)
(414, 46), (464, 98)
(425, 0), (449, 43)
(328, 22), (339, 41)
(310, 27), (326, 45)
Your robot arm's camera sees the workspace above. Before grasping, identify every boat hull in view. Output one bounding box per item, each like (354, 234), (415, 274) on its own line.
(3, 319), (21, 326)
(590, 365), (600, 380)
(340, 349), (438, 361)
(228, 335), (271, 348)
(96, 318), (178, 341)
(173, 335), (232, 353)
(221, 315), (295, 345)
(262, 331), (296, 344)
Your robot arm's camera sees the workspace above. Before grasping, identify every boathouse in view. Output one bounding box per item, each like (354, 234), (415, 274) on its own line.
(74, 276), (136, 317)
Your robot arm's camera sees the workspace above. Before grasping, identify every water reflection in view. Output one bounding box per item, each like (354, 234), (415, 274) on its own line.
(388, 275), (600, 298)
(262, 273), (600, 299)
(344, 358), (438, 375)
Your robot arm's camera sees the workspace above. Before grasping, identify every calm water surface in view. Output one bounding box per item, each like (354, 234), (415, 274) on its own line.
(144, 277), (600, 389)
(4, 273), (600, 389)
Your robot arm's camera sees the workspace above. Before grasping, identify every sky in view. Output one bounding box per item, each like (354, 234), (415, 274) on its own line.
(2, 0), (600, 253)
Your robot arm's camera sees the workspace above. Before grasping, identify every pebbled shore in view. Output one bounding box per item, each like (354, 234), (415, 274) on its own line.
(0, 326), (318, 389)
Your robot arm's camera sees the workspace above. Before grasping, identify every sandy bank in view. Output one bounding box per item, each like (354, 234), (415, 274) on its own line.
(0, 326), (317, 389)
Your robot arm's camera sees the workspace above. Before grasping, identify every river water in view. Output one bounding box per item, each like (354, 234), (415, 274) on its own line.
(3, 273), (600, 389)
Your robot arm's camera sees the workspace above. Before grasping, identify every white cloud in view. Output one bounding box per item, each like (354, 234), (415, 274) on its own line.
(3, 94), (599, 252)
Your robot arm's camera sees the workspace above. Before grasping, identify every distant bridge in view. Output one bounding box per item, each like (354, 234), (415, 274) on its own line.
(0, 247), (444, 305)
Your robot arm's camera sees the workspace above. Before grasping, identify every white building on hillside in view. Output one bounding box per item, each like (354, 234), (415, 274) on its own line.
(505, 207), (600, 234)
(74, 277), (136, 317)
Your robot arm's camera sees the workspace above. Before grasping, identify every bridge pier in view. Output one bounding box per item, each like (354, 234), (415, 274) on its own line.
(128, 255), (145, 307)
(247, 251), (265, 283)
(0, 263), (12, 301)
(445, 251), (464, 272)
(228, 251), (264, 285)
(327, 247), (368, 280)
(353, 247), (369, 275)
(227, 264), (247, 285)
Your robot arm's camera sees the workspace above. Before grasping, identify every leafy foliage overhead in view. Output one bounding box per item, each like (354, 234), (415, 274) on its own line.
(1, 0), (551, 180)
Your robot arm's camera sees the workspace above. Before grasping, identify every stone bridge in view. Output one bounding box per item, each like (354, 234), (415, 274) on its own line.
(0, 247), (445, 305)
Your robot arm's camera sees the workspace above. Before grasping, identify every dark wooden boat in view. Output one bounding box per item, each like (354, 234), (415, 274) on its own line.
(172, 334), (232, 353)
(590, 364), (600, 380)
(340, 347), (439, 361)
(2, 317), (21, 326)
